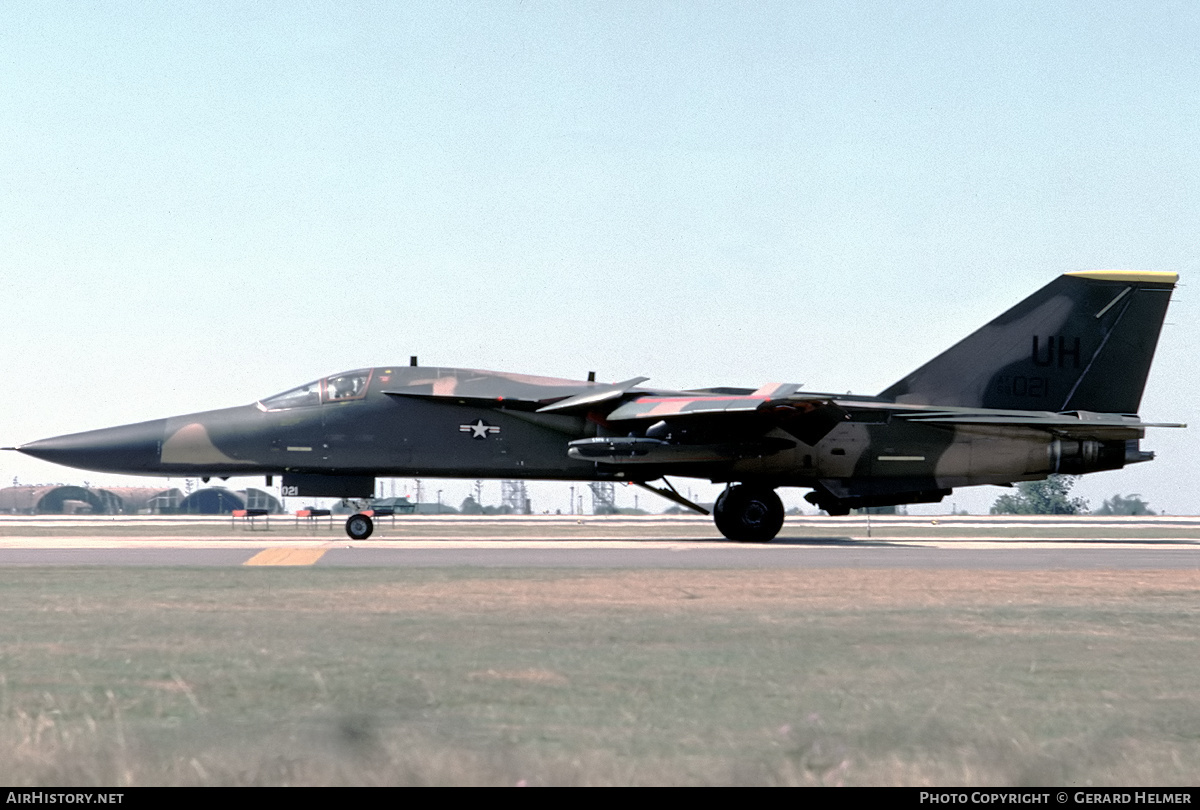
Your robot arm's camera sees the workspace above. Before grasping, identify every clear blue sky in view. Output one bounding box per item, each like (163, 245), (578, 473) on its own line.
(3, 2), (1197, 514)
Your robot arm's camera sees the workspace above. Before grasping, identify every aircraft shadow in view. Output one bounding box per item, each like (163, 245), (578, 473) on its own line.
(768, 535), (912, 547)
(638, 536), (912, 548)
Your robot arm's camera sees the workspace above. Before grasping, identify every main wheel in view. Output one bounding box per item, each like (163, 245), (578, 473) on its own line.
(345, 513), (374, 541)
(713, 485), (784, 543)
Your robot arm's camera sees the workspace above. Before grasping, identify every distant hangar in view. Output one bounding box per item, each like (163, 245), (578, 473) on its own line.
(0, 485), (282, 515)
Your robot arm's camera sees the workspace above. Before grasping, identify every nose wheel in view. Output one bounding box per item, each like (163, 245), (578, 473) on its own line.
(345, 513), (374, 541)
(713, 485), (784, 543)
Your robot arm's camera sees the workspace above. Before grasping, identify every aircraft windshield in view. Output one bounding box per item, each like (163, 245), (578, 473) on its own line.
(259, 380), (322, 410)
(258, 369), (373, 410)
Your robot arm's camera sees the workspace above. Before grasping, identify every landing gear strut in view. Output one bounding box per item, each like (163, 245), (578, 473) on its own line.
(713, 484), (784, 543)
(345, 513), (374, 541)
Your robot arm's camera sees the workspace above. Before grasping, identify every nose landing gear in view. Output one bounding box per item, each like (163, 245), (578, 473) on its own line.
(345, 513), (374, 541)
(713, 485), (784, 543)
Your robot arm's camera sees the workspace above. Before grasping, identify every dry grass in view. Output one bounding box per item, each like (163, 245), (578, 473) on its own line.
(0, 567), (1198, 785)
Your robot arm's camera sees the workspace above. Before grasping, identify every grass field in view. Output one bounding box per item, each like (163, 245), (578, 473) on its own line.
(1, 566), (1199, 785)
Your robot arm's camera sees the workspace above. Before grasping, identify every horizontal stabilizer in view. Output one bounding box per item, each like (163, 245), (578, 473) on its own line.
(816, 397), (1184, 439)
(895, 411), (1184, 440)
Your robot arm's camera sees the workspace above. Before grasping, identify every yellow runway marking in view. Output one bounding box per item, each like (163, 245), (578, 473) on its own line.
(244, 547), (328, 566)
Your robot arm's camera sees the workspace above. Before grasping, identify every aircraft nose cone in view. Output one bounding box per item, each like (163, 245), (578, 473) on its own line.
(17, 419), (166, 474)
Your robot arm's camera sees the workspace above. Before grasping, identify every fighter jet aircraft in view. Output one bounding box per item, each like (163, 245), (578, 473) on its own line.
(12, 270), (1183, 542)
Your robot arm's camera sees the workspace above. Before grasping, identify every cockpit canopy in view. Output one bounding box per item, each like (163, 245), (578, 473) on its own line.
(259, 369), (373, 410)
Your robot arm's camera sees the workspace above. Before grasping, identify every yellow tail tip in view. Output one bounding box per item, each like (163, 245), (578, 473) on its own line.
(1065, 270), (1178, 284)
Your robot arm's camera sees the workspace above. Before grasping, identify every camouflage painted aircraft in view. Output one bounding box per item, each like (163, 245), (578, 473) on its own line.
(12, 270), (1183, 541)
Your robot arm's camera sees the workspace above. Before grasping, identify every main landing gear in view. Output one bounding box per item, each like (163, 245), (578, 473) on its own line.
(345, 513), (374, 541)
(713, 484), (784, 543)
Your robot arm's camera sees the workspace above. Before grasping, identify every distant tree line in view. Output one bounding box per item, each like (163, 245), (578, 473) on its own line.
(989, 475), (1156, 515)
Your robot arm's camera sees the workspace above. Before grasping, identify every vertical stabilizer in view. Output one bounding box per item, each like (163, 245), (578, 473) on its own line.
(879, 271), (1177, 414)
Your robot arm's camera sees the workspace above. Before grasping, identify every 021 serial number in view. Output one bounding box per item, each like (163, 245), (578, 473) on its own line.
(993, 376), (1050, 397)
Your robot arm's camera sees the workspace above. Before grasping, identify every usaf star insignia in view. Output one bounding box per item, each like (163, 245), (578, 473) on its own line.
(459, 419), (500, 439)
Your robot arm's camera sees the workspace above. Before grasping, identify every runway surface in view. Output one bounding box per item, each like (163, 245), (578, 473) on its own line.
(0, 514), (1197, 569)
(0, 544), (1195, 569)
